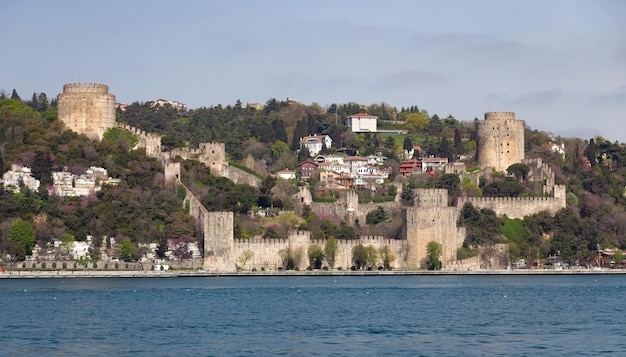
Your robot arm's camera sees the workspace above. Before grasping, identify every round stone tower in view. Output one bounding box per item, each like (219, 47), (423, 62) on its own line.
(57, 83), (116, 141)
(476, 112), (525, 172)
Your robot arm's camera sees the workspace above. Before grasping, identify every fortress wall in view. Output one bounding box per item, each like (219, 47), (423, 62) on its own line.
(358, 202), (401, 224)
(58, 83), (116, 141)
(231, 234), (406, 271)
(223, 166), (261, 188)
(447, 256), (481, 271)
(403, 206), (466, 269)
(457, 185), (566, 219)
(117, 123), (162, 159)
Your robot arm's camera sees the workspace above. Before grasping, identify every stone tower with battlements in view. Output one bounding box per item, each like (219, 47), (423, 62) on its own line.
(476, 112), (525, 172)
(57, 83), (116, 141)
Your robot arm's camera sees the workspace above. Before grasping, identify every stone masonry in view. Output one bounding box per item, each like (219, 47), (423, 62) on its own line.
(58, 83), (116, 141)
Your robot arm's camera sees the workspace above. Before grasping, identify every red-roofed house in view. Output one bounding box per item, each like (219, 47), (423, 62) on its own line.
(299, 135), (332, 156)
(276, 169), (296, 180)
(343, 156), (369, 172)
(399, 159), (421, 176)
(299, 161), (319, 180)
(345, 112), (377, 133)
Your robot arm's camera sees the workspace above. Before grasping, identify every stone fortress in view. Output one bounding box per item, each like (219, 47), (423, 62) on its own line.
(56, 83), (566, 271)
(57, 83), (117, 141)
(477, 111), (525, 172)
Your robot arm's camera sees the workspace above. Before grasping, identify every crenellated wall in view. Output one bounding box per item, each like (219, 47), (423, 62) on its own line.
(457, 184), (566, 219)
(231, 231), (406, 271)
(58, 83), (116, 141)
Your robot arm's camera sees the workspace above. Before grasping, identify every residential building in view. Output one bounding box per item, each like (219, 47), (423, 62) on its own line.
(276, 169), (296, 180)
(399, 159), (422, 176)
(299, 160), (319, 180)
(2, 164), (40, 192)
(345, 112), (378, 132)
(344, 156), (369, 172)
(299, 135), (332, 157)
(422, 157), (448, 173)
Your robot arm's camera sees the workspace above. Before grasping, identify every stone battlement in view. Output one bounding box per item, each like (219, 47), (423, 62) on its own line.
(57, 83), (116, 141)
(117, 123), (161, 139)
(457, 184), (566, 219)
(484, 111), (516, 121)
(62, 83), (110, 94)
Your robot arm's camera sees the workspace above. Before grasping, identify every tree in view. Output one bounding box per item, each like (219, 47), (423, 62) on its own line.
(439, 136), (453, 161)
(402, 136), (414, 152)
(308, 244), (324, 269)
(119, 238), (135, 262)
(614, 250), (624, 266)
(483, 180), (525, 197)
(10, 89), (20, 101)
(405, 112), (429, 133)
(507, 163), (530, 183)
(379, 245), (395, 269)
(426, 241), (442, 270)
(365, 245), (379, 268)
(352, 244), (368, 269)
(8, 219), (36, 260)
(586, 139), (597, 166)
(366, 206), (388, 225)
(61, 232), (75, 256)
(454, 128), (463, 155)
(32, 151), (54, 188)
(237, 249), (254, 270)
(384, 136), (395, 150)
(324, 237), (338, 268)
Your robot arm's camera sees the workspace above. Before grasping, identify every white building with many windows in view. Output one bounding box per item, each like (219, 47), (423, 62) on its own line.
(345, 112), (377, 132)
(299, 135), (332, 156)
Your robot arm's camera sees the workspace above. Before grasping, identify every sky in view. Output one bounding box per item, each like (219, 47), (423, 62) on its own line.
(2, 0), (625, 142)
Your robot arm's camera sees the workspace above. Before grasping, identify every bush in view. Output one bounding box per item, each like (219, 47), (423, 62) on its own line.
(51, 262), (57, 269)
(92, 263), (98, 269)
(104, 263), (109, 269)
(115, 263), (119, 269)
(62, 262), (67, 269)
(41, 262), (47, 269)
(32, 263), (36, 269)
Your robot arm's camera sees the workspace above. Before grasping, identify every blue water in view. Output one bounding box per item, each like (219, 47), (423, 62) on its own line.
(1, 275), (625, 356)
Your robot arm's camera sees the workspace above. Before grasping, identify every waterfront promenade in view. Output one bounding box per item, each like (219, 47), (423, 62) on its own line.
(1, 268), (624, 278)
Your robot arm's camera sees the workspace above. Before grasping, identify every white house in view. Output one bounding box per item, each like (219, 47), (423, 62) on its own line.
(2, 164), (40, 192)
(422, 157), (448, 173)
(345, 112), (378, 133)
(299, 135), (332, 156)
(276, 169), (297, 180)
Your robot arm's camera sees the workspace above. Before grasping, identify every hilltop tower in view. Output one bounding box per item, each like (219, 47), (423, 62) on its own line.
(57, 83), (116, 141)
(476, 112), (525, 172)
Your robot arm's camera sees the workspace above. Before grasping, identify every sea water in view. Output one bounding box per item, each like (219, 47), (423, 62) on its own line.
(1, 275), (625, 356)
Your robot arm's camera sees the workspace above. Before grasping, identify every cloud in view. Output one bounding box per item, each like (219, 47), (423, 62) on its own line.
(510, 89), (563, 106)
(594, 85), (626, 104)
(377, 69), (449, 87)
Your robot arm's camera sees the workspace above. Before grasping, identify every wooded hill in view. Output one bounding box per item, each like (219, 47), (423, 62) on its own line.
(2, 90), (626, 266)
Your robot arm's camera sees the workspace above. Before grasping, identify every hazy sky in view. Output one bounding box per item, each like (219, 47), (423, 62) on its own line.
(2, 0), (625, 142)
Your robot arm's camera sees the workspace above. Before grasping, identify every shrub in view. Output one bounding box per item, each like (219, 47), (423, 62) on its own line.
(62, 262), (67, 269)
(92, 263), (97, 269)
(51, 262), (57, 269)
(41, 262), (47, 269)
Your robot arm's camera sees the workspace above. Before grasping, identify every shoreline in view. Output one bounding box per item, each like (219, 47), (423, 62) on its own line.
(1, 268), (625, 279)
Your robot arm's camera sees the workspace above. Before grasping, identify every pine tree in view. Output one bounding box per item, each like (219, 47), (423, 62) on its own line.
(11, 89), (20, 101)
(454, 128), (463, 155)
